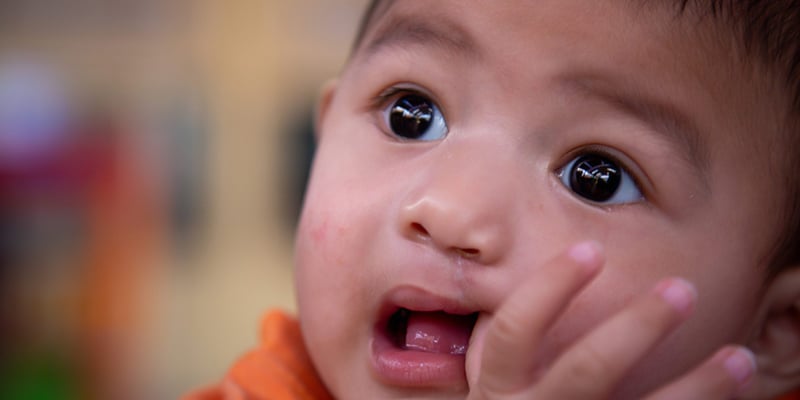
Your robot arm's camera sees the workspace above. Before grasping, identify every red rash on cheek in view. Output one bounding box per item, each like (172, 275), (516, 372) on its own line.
(305, 214), (350, 267)
(310, 217), (329, 245)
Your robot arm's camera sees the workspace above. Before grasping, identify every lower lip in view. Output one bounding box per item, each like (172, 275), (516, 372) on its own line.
(370, 327), (468, 389)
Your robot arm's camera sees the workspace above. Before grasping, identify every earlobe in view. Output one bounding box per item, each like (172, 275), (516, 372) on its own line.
(314, 79), (338, 140)
(745, 267), (800, 398)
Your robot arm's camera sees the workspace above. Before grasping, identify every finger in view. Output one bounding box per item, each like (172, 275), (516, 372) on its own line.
(644, 346), (756, 400)
(533, 278), (697, 399)
(474, 241), (604, 396)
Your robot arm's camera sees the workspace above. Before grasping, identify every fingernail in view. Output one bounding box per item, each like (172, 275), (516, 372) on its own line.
(724, 347), (756, 390)
(568, 241), (603, 271)
(656, 278), (697, 314)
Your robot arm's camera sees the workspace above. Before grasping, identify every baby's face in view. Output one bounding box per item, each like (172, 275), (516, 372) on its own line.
(294, 1), (786, 398)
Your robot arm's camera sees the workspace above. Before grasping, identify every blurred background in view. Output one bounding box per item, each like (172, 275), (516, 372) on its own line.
(0, 0), (367, 398)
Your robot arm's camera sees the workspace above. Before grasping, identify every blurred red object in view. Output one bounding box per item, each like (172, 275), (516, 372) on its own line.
(1, 110), (163, 400)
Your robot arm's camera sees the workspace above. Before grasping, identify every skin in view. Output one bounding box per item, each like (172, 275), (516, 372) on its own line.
(294, 1), (794, 398)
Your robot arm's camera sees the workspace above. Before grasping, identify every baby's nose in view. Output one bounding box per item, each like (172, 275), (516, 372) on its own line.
(396, 143), (515, 264)
(399, 197), (510, 263)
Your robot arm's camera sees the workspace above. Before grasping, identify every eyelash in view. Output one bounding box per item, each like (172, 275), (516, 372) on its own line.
(375, 85), (416, 102)
(371, 85), (443, 118)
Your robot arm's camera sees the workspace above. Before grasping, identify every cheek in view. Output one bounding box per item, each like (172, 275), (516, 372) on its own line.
(540, 236), (762, 395)
(296, 166), (364, 268)
(293, 194), (373, 385)
(295, 206), (358, 309)
(294, 164), (389, 317)
(293, 154), (407, 396)
(605, 228), (763, 339)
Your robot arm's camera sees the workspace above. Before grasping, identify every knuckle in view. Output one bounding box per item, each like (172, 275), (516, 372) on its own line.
(636, 295), (679, 334)
(489, 307), (528, 347)
(561, 342), (618, 392)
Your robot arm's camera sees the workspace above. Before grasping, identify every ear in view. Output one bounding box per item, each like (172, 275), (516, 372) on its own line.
(744, 267), (800, 398)
(314, 79), (338, 141)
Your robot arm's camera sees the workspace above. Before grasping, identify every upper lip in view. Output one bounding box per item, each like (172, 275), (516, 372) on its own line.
(375, 285), (482, 328)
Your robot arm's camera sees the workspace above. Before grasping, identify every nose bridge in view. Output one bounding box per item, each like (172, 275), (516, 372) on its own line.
(398, 140), (514, 264)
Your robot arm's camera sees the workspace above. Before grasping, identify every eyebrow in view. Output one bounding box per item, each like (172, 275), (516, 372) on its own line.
(562, 76), (711, 187)
(360, 11), (481, 62)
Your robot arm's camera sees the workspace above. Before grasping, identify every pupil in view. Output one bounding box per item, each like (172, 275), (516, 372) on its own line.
(389, 95), (433, 139)
(570, 154), (622, 202)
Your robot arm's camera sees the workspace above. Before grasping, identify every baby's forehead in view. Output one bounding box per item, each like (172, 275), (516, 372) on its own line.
(356, 1), (788, 128)
(358, 1), (697, 61)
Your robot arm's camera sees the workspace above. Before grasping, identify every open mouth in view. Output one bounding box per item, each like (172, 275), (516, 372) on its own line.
(387, 308), (478, 355)
(370, 288), (480, 388)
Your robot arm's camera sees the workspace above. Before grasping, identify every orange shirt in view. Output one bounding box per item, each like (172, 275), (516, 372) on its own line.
(182, 311), (333, 400)
(184, 310), (799, 400)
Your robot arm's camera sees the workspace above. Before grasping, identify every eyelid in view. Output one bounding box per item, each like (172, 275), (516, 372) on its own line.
(558, 144), (653, 202)
(371, 83), (446, 115)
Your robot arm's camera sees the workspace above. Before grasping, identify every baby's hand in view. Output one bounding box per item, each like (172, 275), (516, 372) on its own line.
(464, 241), (756, 400)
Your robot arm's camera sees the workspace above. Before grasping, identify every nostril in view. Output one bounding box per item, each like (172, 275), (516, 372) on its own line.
(455, 247), (480, 258)
(410, 222), (430, 239)
(408, 222), (482, 259)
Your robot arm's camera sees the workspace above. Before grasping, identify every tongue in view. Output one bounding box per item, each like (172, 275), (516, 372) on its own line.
(404, 311), (474, 355)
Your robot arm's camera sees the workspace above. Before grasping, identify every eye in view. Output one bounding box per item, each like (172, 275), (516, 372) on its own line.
(383, 93), (448, 141)
(559, 153), (643, 205)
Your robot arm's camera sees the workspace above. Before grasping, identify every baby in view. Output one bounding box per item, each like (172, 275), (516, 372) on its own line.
(188, 1), (800, 399)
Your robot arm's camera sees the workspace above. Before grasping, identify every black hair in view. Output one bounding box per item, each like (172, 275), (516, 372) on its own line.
(351, 0), (800, 276)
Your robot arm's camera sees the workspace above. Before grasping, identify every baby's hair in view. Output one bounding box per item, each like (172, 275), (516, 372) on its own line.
(350, 0), (800, 277)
